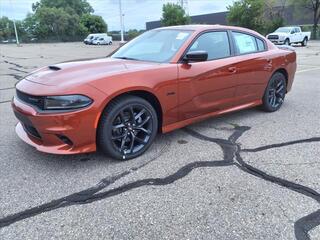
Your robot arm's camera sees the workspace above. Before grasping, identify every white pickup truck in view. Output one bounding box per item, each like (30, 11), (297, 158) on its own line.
(267, 26), (311, 46)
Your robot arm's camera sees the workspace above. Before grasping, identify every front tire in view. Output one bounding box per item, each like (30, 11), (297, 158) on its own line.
(261, 72), (286, 112)
(284, 38), (290, 46)
(301, 37), (308, 46)
(98, 95), (158, 160)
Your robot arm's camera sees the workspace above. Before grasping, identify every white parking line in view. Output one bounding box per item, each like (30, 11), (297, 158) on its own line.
(296, 67), (320, 73)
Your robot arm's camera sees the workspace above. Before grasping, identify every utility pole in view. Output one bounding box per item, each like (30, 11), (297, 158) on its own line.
(9, 0), (20, 45)
(119, 0), (125, 43)
(12, 19), (20, 45)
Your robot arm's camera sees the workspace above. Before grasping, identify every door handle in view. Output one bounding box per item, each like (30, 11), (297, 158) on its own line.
(228, 67), (237, 73)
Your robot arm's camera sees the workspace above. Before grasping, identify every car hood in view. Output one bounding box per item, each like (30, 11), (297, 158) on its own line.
(24, 58), (160, 87)
(268, 32), (288, 37)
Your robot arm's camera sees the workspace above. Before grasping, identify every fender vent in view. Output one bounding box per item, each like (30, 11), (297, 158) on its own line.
(48, 65), (61, 71)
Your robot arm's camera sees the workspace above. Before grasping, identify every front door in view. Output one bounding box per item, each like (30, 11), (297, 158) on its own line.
(178, 31), (238, 121)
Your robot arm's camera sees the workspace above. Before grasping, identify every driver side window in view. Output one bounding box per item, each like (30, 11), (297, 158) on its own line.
(188, 31), (231, 61)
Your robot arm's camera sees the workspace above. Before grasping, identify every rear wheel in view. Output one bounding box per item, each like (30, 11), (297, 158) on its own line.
(262, 72), (286, 112)
(98, 95), (158, 160)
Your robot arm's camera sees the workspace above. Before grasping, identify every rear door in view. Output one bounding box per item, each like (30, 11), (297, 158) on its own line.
(230, 31), (272, 105)
(178, 31), (238, 120)
(294, 27), (303, 42)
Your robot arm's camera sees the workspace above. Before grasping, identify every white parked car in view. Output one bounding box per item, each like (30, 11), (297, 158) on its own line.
(83, 33), (112, 45)
(267, 26), (311, 46)
(92, 35), (113, 45)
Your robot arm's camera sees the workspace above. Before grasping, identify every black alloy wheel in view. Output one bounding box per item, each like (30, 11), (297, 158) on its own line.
(111, 105), (153, 155)
(98, 95), (158, 160)
(262, 72), (286, 112)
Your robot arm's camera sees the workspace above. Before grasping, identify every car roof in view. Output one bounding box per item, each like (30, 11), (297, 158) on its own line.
(156, 24), (266, 39)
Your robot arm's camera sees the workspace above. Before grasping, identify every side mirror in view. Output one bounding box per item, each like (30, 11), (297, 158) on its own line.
(183, 51), (208, 63)
(290, 30), (295, 34)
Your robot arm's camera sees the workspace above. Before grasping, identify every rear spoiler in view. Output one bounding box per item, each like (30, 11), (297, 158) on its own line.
(277, 45), (295, 51)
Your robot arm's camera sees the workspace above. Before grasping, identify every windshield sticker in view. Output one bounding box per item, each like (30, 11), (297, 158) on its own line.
(176, 32), (189, 40)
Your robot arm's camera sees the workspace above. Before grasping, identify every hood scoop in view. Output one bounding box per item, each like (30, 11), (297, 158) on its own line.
(48, 65), (61, 71)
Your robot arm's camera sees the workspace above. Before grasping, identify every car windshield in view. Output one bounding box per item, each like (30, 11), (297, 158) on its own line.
(112, 29), (193, 63)
(275, 27), (292, 33)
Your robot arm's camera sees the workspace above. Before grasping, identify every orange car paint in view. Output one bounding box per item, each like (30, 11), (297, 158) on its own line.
(12, 25), (297, 154)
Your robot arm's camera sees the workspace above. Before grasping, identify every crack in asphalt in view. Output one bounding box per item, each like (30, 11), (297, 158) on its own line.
(0, 87), (15, 91)
(0, 73), (22, 80)
(0, 100), (12, 104)
(186, 126), (320, 240)
(0, 137), (171, 228)
(242, 137), (320, 153)
(3, 60), (24, 69)
(8, 67), (29, 74)
(0, 124), (319, 240)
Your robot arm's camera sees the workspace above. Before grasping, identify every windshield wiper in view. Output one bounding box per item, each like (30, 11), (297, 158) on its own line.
(114, 56), (139, 61)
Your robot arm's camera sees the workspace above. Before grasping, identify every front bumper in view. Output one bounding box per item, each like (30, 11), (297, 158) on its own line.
(12, 96), (99, 154)
(269, 39), (285, 45)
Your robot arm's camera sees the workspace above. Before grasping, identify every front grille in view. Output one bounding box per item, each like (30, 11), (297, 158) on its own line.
(268, 35), (279, 40)
(16, 90), (44, 110)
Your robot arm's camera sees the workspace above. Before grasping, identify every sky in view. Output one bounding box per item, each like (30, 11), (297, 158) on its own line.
(0, 0), (234, 30)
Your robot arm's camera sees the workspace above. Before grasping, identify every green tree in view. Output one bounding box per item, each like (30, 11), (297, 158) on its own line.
(21, 0), (107, 42)
(264, 0), (287, 33)
(291, 0), (320, 39)
(32, 0), (93, 16)
(161, 3), (190, 26)
(227, 0), (265, 33)
(0, 16), (13, 40)
(127, 29), (140, 39)
(34, 7), (81, 41)
(0, 17), (28, 42)
(22, 13), (38, 39)
(1, 0), (108, 42)
(80, 14), (107, 34)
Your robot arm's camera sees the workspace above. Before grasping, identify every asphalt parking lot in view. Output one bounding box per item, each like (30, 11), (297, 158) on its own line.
(0, 41), (320, 240)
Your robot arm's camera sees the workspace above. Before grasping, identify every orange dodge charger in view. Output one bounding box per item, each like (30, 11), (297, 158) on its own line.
(12, 25), (297, 160)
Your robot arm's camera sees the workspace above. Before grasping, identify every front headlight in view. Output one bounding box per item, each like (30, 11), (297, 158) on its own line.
(44, 95), (93, 110)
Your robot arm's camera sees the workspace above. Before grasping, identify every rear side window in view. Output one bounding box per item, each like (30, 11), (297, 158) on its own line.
(233, 32), (257, 54)
(188, 31), (231, 60)
(256, 38), (266, 51)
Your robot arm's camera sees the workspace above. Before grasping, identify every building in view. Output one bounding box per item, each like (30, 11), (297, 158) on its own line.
(146, 11), (228, 30)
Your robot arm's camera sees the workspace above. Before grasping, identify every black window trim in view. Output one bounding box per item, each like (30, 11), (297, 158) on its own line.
(178, 29), (235, 63)
(230, 30), (268, 56)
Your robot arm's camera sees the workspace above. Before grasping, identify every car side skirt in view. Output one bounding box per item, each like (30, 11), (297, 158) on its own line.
(162, 99), (262, 133)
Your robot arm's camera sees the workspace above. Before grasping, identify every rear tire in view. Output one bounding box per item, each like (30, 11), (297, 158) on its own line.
(261, 72), (287, 112)
(98, 95), (158, 160)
